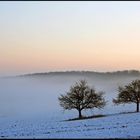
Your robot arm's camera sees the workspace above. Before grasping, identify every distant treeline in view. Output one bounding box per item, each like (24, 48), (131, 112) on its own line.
(18, 70), (140, 77)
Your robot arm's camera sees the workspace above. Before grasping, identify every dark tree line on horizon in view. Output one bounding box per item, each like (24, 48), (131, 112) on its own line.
(18, 70), (140, 77)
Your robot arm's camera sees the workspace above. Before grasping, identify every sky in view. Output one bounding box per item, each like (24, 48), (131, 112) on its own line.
(1, 1), (140, 76)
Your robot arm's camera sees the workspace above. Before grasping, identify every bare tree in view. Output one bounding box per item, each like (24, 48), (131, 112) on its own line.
(113, 79), (140, 112)
(58, 80), (106, 119)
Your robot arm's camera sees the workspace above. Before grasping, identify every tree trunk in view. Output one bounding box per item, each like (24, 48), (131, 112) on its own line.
(78, 109), (82, 119)
(136, 101), (139, 112)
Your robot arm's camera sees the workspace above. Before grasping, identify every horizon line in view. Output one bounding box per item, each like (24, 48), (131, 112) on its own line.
(1, 69), (140, 78)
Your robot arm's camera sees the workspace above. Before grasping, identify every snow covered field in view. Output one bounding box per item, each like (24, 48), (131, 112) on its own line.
(0, 73), (140, 138)
(0, 112), (140, 138)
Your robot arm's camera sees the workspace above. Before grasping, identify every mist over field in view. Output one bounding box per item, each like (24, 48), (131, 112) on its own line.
(0, 71), (139, 120)
(0, 71), (140, 138)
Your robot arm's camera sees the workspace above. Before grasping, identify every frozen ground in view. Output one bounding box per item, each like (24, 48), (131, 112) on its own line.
(0, 112), (140, 138)
(0, 74), (140, 138)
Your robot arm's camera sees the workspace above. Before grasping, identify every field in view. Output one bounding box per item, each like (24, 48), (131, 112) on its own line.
(0, 72), (140, 138)
(0, 112), (140, 138)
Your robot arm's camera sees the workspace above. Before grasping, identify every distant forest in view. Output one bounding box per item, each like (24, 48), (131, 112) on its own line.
(18, 70), (140, 77)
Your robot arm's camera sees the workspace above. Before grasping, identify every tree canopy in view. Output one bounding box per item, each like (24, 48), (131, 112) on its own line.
(113, 79), (140, 112)
(58, 80), (106, 118)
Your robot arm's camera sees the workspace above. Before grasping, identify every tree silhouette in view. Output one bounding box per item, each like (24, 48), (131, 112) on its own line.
(58, 80), (106, 119)
(113, 79), (140, 112)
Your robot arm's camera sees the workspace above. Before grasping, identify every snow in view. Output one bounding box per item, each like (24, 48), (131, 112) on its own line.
(0, 112), (140, 138)
(0, 74), (140, 138)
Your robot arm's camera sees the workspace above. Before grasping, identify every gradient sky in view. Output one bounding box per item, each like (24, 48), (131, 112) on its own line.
(1, 1), (140, 76)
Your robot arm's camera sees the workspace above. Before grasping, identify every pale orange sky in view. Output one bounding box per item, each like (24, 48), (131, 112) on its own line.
(1, 1), (140, 76)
